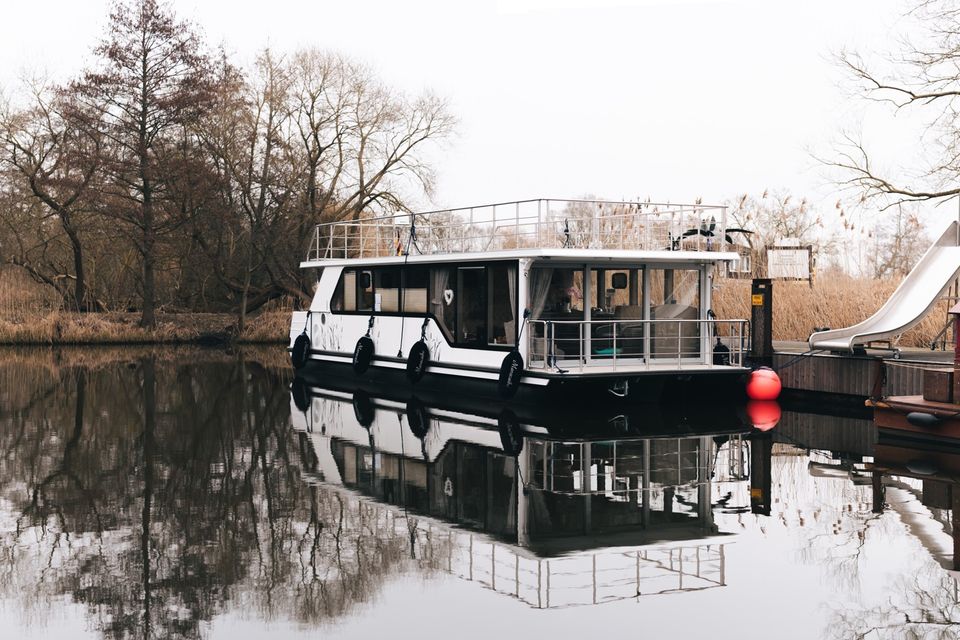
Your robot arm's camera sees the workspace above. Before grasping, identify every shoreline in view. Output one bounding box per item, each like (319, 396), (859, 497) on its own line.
(0, 311), (289, 346)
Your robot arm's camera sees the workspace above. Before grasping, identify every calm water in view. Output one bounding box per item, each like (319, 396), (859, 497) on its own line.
(1, 348), (958, 639)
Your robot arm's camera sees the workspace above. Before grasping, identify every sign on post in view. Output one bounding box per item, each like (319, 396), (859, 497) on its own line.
(767, 241), (813, 286)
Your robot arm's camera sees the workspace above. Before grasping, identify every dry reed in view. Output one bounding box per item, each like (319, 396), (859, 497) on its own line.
(712, 275), (950, 348)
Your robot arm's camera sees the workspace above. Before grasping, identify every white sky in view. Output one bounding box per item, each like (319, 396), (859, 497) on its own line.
(0, 0), (947, 232)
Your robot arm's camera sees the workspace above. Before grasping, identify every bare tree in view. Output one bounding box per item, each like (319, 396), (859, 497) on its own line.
(0, 80), (103, 309)
(727, 190), (835, 275)
(866, 204), (931, 278)
(197, 48), (455, 312)
(72, 0), (212, 327)
(831, 1), (960, 206)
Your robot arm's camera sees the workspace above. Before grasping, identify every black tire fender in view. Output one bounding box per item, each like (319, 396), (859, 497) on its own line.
(406, 340), (430, 383)
(291, 333), (311, 369)
(352, 389), (375, 428)
(406, 396), (430, 439)
(498, 409), (523, 456)
(291, 377), (311, 413)
(353, 336), (375, 374)
(498, 351), (524, 398)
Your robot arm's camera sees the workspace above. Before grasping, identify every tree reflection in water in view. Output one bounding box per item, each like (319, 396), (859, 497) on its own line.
(0, 349), (436, 639)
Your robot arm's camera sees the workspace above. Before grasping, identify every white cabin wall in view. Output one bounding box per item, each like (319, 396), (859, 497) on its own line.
(517, 258), (531, 361)
(312, 266), (343, 312)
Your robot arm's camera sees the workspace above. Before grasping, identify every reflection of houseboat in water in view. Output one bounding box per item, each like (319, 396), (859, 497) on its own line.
(289, 199), (749, 404)
(289, 379), (754, 607)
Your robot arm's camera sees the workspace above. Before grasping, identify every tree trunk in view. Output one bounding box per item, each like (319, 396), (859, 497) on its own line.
(63, 222), (87, 311)
(141, 191), (157, 328)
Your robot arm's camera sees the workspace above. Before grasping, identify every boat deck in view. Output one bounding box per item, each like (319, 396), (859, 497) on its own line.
(527, 361), (748, 378)
(306, 198), (733, 261)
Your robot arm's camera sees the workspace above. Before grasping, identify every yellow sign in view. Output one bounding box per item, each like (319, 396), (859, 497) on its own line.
(751, 294), (764, 306)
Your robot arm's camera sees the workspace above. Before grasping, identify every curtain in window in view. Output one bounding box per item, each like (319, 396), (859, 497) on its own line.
(430, 268), (450, 318)
(505, 264), (517, 343)
(529, 267), (554, 319)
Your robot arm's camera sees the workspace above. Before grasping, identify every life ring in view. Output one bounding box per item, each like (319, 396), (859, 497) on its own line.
(352, 389), (375, 427)
(497, 351), (524, 398)
(406, 396), (430, 438)
(498, 409), (523, 456)
(406, 341), (430, 383)
(291, 377), (311, 412)
(291, 333), (311, 369)
(353, 336), (375, 374)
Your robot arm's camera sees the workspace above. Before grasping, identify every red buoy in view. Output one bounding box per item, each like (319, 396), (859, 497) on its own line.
(747, 367), (781, 400)
(747, 400), (781, 431)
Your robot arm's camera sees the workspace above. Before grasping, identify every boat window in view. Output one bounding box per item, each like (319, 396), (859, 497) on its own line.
(374, 268), (400, 312)
(357, 269), (374, 312)
(332, 270), (346, 311)
(594, 268), (642, 314)
(530, 267), (584, 318)
(488, 264), (517, 345)
(342, 270), (357, 311)
(457, 266), (487, 346)
(430, 266), (457, 340)
(403, 267), (429, 314)
(648, 268), (701, 358)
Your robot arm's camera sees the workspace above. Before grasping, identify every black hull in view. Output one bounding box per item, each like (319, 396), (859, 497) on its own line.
(293, 358), (751, 439)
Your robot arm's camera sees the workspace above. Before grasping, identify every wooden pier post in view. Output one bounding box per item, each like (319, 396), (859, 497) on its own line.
(953, 485), (960, 571)
(750, 278), (773, 367)
(871, 471), (884, 514)
(749, 430), (772, 516)
(952, 303), (960, 402)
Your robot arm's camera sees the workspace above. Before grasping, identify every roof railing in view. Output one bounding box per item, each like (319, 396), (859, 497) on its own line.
(306, 198), (728, 261)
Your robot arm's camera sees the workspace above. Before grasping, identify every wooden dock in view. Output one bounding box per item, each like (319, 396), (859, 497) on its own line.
(773, 341), (951, 400)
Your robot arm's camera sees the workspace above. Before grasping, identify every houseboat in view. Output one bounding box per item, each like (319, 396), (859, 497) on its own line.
(289, 198), (750, 404)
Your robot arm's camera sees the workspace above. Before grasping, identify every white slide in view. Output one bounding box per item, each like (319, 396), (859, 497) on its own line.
(809, 220), (960, 352)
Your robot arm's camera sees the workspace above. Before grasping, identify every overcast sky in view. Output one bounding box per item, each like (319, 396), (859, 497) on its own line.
(1, 0), (945, 233)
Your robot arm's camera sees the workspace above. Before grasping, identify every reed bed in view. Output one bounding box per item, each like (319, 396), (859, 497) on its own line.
(0, 311), (289, 345)
(712, 275), (951, 348)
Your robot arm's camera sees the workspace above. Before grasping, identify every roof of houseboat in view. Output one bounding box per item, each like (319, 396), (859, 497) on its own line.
(301, 247), (740, 269)
(303, 197), (740, 267)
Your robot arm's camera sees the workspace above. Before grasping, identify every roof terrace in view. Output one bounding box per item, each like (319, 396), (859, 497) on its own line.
(306, 198), (729, 261)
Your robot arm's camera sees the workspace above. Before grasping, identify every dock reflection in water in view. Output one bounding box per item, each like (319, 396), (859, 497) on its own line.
(2, 352), (960, 639)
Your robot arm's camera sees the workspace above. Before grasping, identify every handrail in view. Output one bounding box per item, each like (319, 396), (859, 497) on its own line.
(526, 318), (748, 372)
(306, 198), (729, 261)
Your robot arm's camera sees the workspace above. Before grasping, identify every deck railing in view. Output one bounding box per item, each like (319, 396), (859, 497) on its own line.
(526, 318), (748, 371)
(307, 198), (729, 260)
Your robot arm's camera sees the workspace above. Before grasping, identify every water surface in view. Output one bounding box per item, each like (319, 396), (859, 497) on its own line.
(0, 347), (958, 639)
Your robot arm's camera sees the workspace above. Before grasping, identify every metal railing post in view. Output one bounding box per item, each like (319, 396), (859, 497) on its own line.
(515, 201), (520, 247)
(677, 320), (682, 366)
(612, 323), (617, 370)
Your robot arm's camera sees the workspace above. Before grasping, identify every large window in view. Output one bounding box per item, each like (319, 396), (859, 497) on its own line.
(488, 264), (518, 345)
(404, 267), (429, 313)
(331, 262), (517, 348)
(374, 268), (400, 312)
(648, 268), (701, 359)
(457, 267), (486, 346)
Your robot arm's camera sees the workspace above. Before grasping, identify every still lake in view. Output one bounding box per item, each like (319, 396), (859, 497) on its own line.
(0, 347), (957, 639)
